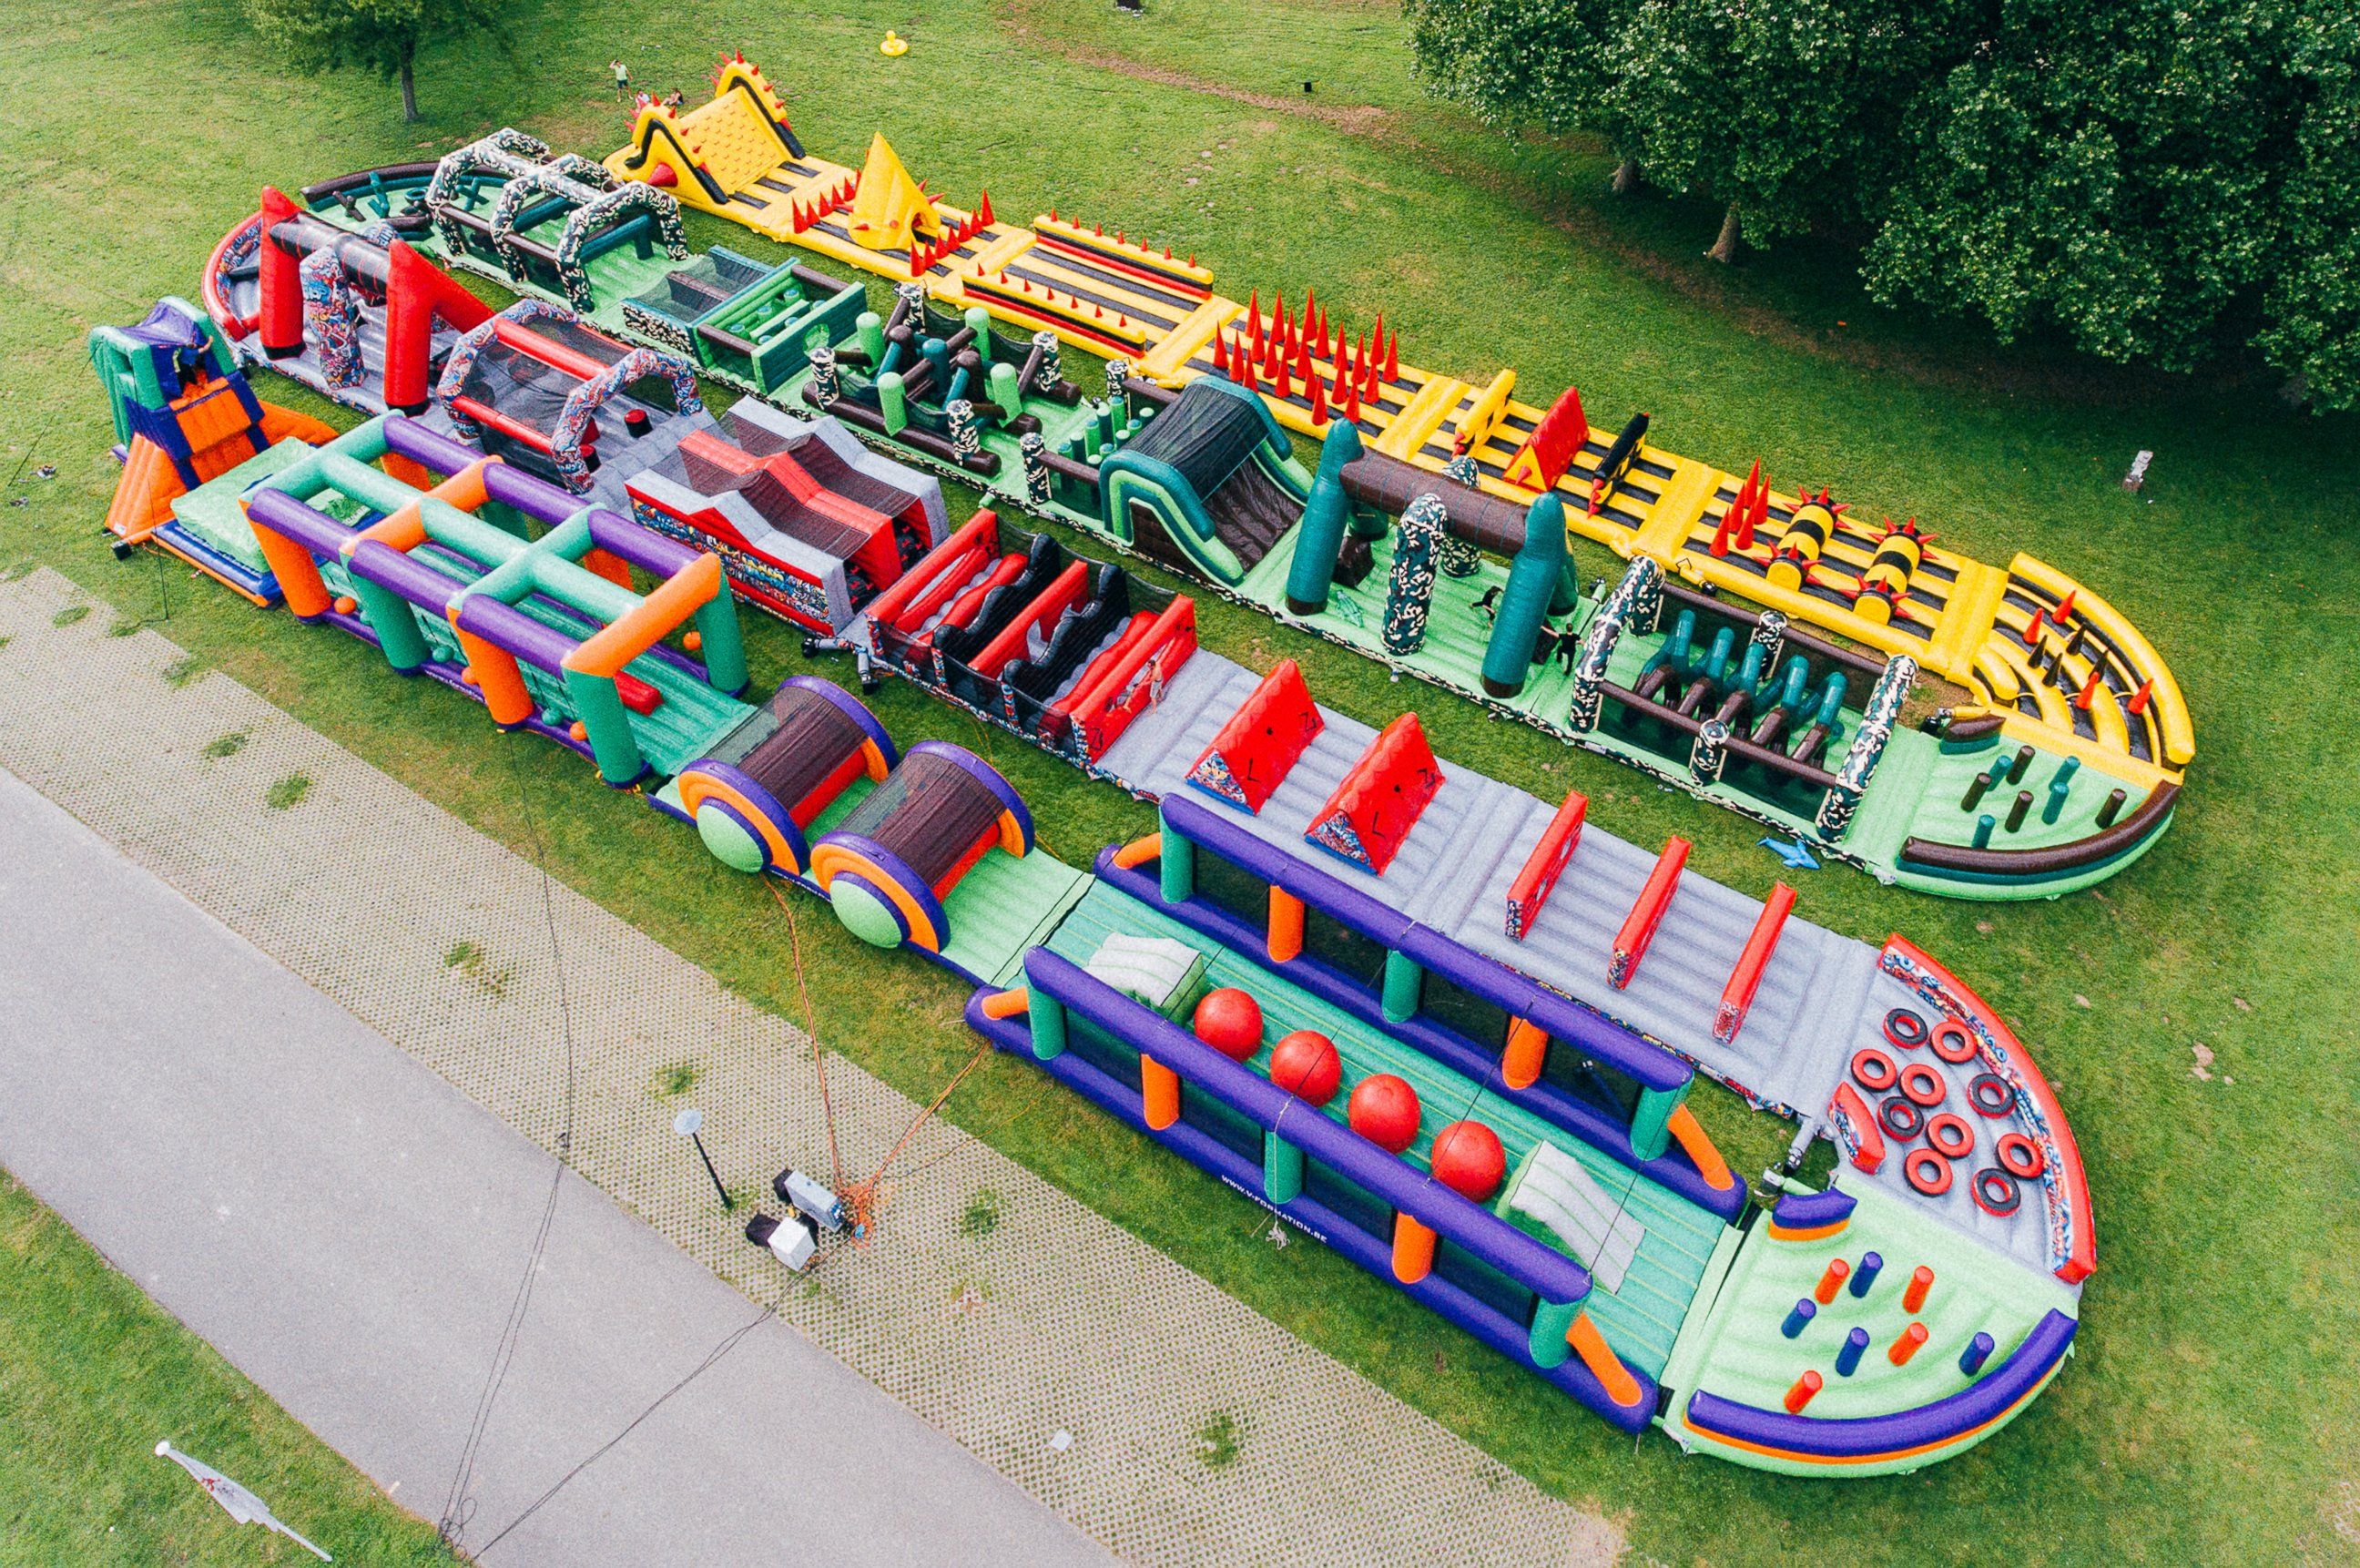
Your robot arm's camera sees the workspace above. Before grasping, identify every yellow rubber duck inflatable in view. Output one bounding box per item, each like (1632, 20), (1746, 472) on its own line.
(880, 30), (909, 56)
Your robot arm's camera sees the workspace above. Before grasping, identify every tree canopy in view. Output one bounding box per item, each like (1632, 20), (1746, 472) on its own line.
(244, 0), (506, 122)
(1406, 0), (2360, 408)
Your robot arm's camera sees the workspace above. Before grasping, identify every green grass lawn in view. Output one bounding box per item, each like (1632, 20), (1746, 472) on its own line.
(0, 1171), (460, 1565)
(3, 0), (2356, 1563)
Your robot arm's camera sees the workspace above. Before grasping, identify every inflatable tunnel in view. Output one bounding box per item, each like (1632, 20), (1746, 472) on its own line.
(1098, 376), (1310, 586)
(676, 677), (899, 877)
(809, 742), (1033, 952)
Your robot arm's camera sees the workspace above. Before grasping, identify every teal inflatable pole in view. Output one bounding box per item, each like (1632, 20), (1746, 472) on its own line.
(690, 588), (748, 695)
(564, 668), (646, 786)
(1284, 420), (1363, 615)
(1481, 494), (1569, 697)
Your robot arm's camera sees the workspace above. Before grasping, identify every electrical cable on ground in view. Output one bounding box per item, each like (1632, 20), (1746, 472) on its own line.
(472, 1294), (781, 1558)
(436, 743), (580, 1550)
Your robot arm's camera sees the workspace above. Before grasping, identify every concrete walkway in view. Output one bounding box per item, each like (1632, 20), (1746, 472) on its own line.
(0, 566), (1619, 1567)
(0, 768), (1114, 1566)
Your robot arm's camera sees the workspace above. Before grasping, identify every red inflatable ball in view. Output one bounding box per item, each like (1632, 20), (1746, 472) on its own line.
(1348, 1073), (1422, 1155)
(1191, 987), (1264, 1062)
(1268, 1029), (1342, 1105)
(1430, 1119), (1507, 1202)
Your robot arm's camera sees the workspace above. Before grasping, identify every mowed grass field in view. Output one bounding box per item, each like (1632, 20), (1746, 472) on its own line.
(0, 1173), (462, 1565)
(2, 0), (2356, 1563)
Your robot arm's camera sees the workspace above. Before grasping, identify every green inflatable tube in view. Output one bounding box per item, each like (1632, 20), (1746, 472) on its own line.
(1480, 494), (1570, 697)
(1284, 420), (1365, 615)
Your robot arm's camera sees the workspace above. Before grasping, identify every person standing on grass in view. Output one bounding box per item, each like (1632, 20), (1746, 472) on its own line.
(611, 58), (630, 99)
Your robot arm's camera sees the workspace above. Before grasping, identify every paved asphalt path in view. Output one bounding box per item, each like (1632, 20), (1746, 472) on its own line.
(0, 767), (1116, 1566)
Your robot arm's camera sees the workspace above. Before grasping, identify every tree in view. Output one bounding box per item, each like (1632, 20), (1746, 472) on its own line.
(1602, 0), (1975, 261)
(1404, 0), (2360, 407)
(244, 0), (503, 122)
(1403, 0), (1647, 187)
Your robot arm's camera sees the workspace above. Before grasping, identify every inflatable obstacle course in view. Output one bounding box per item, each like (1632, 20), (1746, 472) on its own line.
(432, 299), (707, 503)
(626, 397), (950, 635)
(198, 140), (2182, 900)
(110, 354), (2090, 1471)
(241, 413), (752, 784)
(88, 299), (337, 603)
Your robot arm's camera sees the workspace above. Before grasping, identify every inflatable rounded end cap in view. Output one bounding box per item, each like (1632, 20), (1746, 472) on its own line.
(831, 877), (910, 949)
(696, 801), (770, 874)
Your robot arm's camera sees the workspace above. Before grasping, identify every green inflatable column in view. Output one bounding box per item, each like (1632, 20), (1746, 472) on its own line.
(564, 667), (646, 785)
(1029, 993), (1068, 1062)
(690, 588), (748, 694)
(856, 310), (887, 366)
(348, 576), (430, 673)
(1284, 420), (1365, 615)
(879, 372), (908, 435)
(1528, 1297), (1579, 1368)
(1481, 494), (1571, 697)
(1157, 803), (1195, 903)
(1630, 1083), (1685, 1162)
(1381, 949), (1422, 1023)
(1263, 1129), (1304, 1204)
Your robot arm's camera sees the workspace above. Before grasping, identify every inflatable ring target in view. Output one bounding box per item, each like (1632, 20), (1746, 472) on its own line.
(1996, 1131), (2046, 1180)
(1883, 1008), (1929, 1050)
(1906, 1147), (1955, 1197)
(1851, 1047), (1899, 1094)
(1899, 1062), (1948, 1108)
(1968, 1073), (2015, 1117)
(1927, 1112), (1975, 1160)
(1971, 1166), (2021, 1216)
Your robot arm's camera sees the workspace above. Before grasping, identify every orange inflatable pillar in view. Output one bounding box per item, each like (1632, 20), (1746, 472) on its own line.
(1501, 1017), (1549, 1091)
(1568, 1311), (1643, 1408)
(1141, 1054), (1180, 1130)
(1391, 1212), (1436, 1284)
(1267, 885), (1305, 963)
(453, 627), (535, 726)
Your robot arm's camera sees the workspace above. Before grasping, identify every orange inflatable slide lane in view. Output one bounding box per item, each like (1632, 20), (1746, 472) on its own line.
(106, 394), (334, 548)
(92, 296), (336, 605)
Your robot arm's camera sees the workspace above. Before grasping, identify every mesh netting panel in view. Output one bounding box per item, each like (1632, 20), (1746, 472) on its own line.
(463, 341), (575, 435)
(539, 316), (632, 366)
(733, 686), (868, 809)
(1120, 379), (1268, 498)
(828, 749), (1002, 888)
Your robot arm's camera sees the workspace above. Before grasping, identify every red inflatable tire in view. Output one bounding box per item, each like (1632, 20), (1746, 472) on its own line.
(1930, 1019), (1979, 1064)
(1883, 1008), (1929, 1050)
(1926, 1112), (1975, 1160)
(1996, 1131), (2046, 1180)
(1905, 1147), (1954, 1197)
(1899, 1062), (1948, 1108)
(1971, 1166), (2021, 1216)
(1851, 1047), (1899, 1094)
(1968, 1073), (2015, 1117)
(1879, 1095), (1925, 1142)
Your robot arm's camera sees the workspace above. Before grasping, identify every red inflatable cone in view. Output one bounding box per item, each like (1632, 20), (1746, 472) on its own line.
(1274, 357), (1292, 400)
(1307, 371), (1328, 425)
(2127, 677), (2153, 715)
(1384, 329), (1399, 382)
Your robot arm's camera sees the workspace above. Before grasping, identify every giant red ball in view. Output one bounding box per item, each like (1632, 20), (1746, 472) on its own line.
(1268, 1029), (1342, 1105)
(1191, 987), (1264, 1062)
(1348, 1073), (1422, 1154)
(1430, 1119), (1507, 1202)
